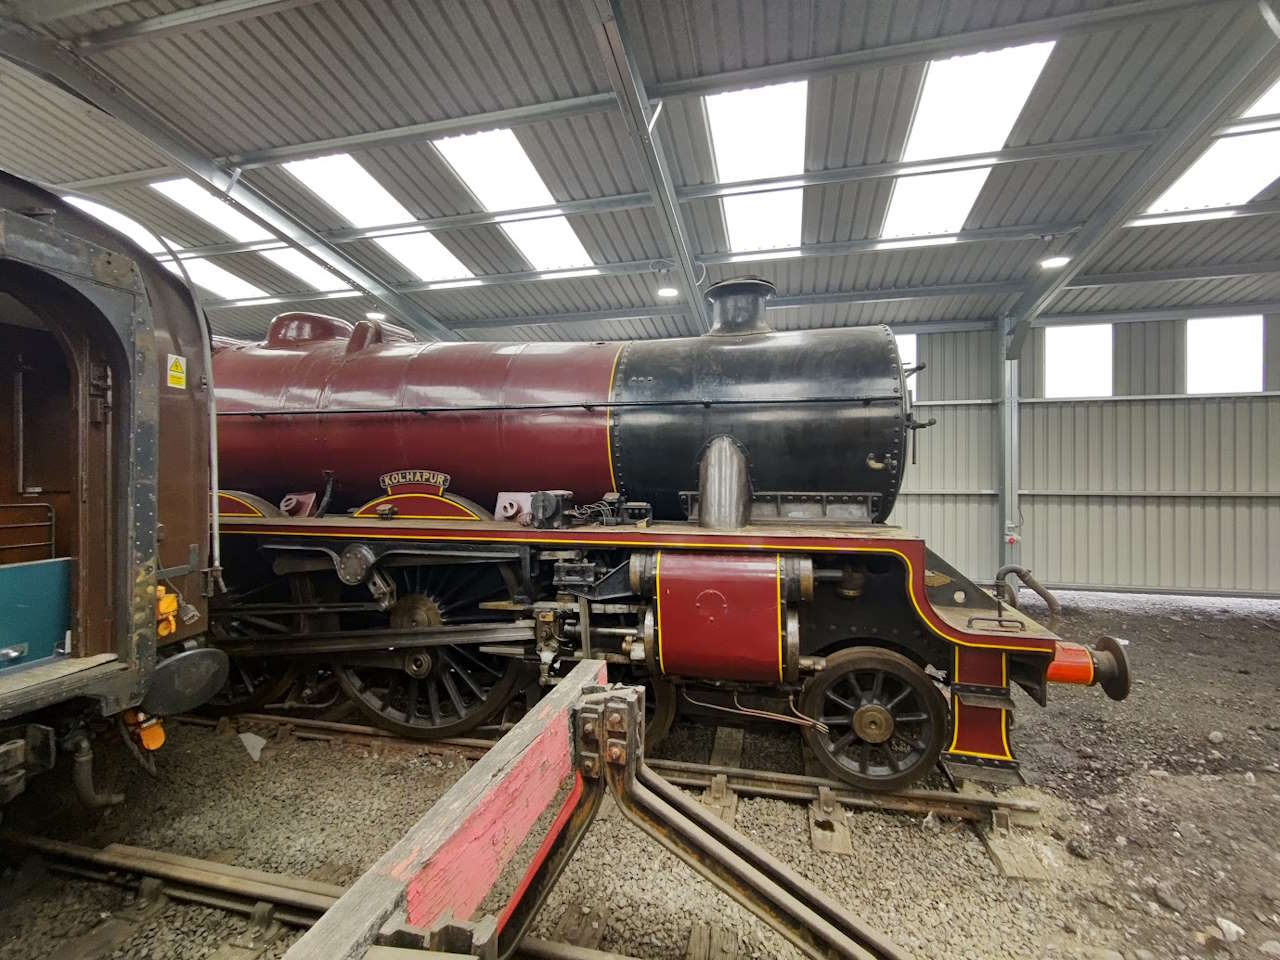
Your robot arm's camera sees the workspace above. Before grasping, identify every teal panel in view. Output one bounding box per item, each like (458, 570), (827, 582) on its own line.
(0, 558), (72, 669)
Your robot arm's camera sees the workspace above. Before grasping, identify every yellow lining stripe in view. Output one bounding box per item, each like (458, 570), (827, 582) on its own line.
(217, 493), (265, 518)
(654, 551), (664, 673)
(222, 525), (1051, 654)
(353, 493), (480, 521)
(775, 554), (784, 683)
(947, 648), (1013, 760)
(605, 344), (624, 494)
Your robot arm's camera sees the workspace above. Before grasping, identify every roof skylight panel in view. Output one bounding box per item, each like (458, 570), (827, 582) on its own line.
(160, 244), (268, 300)
(1244, 77), (1280, 118)
(880, 42), (1055, 237)
(1144, 129), (1280, 214)
(63, 195), (165, 253)
(152, 178), (352, 292)
(433, 129), (595, 271)
(63, 194), (267, 300)
(704, 81), (808, 251)
(282, 155), (473, 282)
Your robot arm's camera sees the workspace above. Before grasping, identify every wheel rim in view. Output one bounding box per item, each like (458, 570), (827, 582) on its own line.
(804, 651), (946, 789)
(335, 564), (523, 738)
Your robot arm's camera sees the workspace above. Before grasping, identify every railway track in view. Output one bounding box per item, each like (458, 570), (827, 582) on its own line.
(0, 832), (648, 960)
(177, 711), (1042, 828)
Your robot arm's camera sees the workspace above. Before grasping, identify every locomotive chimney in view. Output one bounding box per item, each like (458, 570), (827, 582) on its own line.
(705, 277), (774, 336)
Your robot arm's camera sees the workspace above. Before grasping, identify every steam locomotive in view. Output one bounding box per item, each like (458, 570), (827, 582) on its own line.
(212, 277), (1130, 791)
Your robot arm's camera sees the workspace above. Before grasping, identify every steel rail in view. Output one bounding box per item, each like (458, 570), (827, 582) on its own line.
(0, 832), (642, 960)
(178, 711), (1040, 825)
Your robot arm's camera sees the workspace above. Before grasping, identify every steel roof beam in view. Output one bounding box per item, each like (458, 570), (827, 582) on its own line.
(1126, 197), (1280, 226)
(453, 298), (1280, 336)
(73, 0), (324, 52)
(196, 221), (1079, 309)
(61, 0), (1234, 85)
(582, 0), (704, 328)
(1002, 3), (1280, 357)
(0, 24), (457, 340)
(1034, 300), (1280, 326)
(50, 1), (1221, 186)
(1068, 259), (1280, 287)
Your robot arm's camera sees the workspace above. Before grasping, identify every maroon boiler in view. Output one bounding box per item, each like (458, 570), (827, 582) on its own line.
(214, 313), (619, 511)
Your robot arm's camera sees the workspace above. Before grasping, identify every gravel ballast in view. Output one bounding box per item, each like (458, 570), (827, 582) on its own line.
(1, 589), (1276, 960)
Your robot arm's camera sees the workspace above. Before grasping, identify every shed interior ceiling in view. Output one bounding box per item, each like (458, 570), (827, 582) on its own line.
(0, 0), (1278, 341)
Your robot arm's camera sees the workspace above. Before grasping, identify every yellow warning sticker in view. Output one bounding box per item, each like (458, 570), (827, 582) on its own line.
(167, 353), (187, 389)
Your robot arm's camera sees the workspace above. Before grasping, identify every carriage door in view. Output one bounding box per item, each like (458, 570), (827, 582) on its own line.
(0, 312), (114, 672)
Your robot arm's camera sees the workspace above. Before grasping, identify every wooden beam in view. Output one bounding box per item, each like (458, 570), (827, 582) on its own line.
(282, 659), (608, 960)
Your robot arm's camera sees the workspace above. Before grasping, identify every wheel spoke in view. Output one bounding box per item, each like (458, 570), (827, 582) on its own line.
(819, 715), (852, 727)
(427, 680), (442, 727)
(895, 712), (929, 724)
(828, 728), (858, 756)
(824, 689), (856, 712)
(869, 670), (885, 701)
(441, 670), (468, 718)
(885, 686), (913, 710)
(407, 677), (420, 720)
(858, 741), (871, 773)
(879, 745), (900, 773)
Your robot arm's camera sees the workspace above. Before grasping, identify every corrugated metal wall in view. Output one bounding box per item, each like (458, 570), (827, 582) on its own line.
(889, 319), (1280, 596)
(891, 329), (999, 578)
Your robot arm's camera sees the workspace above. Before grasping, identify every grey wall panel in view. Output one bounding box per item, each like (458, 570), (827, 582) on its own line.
(1020, 396), (1280, 494)
(1019, 394), (1280, 594)
(899, 403), (998, 493)
(1267, 314), (1280, 392)
(916, 329), (996, 402)
(889, 494), (998, 583)
(1018, 327), (1045, 399)
(1020, 495), (1280, 594)
(1114, 319), (1185, 395)
(889, 329), (1000, 582)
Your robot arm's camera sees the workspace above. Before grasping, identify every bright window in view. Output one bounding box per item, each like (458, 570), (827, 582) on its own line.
(1044, 324), (1112, 398)
(161, 247), (268, 300)
(433, 128), (594, 271)
(704, 81), (808, 251)
(63, 194), (266, 300)
(896, 333), (918, 398)
(1244, 77), (1280, 118)
(1186, 315), (1263, 394)
(881, 42), (1054, 237)
(63, 195), (164, 253)
(283, 154), (472, 282)
(151, 178), (349, 291)
(1145, 130), (1280, 214)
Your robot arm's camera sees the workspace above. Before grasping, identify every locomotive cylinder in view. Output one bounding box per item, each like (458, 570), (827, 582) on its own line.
(213, 278), (910, 520)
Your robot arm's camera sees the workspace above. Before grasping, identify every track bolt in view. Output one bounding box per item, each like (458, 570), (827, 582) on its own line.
(582, 720), (596, 738)
(607, 744), (624, 762)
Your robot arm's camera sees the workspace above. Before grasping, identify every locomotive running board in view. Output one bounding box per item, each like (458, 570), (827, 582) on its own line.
(281, 660), (912, 960)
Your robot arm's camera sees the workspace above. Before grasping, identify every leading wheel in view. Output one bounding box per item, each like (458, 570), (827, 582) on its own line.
(801, 646), (948, 792)
(335, 563), (526, 739)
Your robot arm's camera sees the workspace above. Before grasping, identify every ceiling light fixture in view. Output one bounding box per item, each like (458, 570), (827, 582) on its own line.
(1039, 255), (1071, 269)
(656, 286), (679, 298)
(365, 311), (387, 320)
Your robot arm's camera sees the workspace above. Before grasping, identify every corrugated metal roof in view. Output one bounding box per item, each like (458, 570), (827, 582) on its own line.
(0, 0), (1276, 343)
